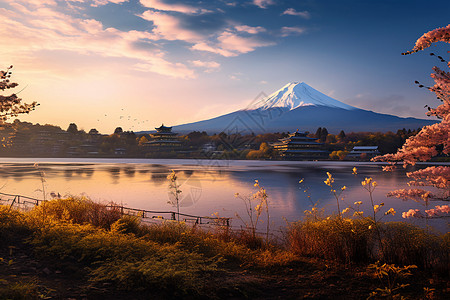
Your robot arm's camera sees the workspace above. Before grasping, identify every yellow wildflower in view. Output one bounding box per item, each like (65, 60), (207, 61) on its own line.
(385, 208), (396, 216)
(354, 201), (362, 205)
(341, 186), (347, 191)
(299, 178), (304, 184)
(352, 167), (357, 175)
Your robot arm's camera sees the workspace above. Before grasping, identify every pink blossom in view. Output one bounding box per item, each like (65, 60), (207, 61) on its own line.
(404, 24), (450, 55)
(373, 25), (450, 219)
(402, 209), (424, 219)
(382, 165), (396, 172)
(425, 205), (450, 217)
(387, 188), (433, 204)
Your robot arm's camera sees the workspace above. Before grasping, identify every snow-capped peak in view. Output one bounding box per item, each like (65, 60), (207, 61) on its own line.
(257, 82), (356, 111)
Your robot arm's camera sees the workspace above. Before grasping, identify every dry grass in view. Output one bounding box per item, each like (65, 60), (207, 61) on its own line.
(287, 215), (449, 273)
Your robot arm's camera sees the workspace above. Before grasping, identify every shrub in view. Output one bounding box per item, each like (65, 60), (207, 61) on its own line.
(28, 197), (122, 229)
(288, 216), (375, 263)
(0, 205), (30, 245)
(0, 281), (43, 300)
(381, 222), (449, 271)
(287, 215), (449, 272)
(28, 221), (222, 294)
(110, 215), (142, 234)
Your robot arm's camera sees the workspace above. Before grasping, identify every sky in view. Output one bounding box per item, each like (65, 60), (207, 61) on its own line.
(0, 0), (449, 134)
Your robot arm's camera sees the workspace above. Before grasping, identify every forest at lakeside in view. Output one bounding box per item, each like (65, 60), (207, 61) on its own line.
(0, 119), (427, 160)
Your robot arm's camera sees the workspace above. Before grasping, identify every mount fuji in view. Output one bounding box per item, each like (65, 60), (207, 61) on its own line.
(170, 82), (437, 134)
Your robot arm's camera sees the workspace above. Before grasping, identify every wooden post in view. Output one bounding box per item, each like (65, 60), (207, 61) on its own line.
(8, 196), (17, 211)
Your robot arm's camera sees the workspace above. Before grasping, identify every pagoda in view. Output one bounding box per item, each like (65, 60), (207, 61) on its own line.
(272, 130), (328, 160)
(146, 124), (181, 150)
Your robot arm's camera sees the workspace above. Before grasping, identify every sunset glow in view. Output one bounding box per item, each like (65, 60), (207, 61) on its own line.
(0, 0), (449, 133)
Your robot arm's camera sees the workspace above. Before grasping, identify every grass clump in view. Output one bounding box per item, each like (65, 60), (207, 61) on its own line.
(27, 221), (221, 295)
(1, 196), (448, 299)
(288, 215), (375, 263)
(0, 205), (30, 246)
(287, 215), (449, 273)
(0, 281), (46, 300)
(28, 196), (122, 229)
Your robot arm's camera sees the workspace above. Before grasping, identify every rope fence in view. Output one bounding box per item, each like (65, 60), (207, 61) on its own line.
(1, 192), (289, 237)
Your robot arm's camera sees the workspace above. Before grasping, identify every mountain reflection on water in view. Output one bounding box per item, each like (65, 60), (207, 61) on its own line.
(0, 158), (447, 232)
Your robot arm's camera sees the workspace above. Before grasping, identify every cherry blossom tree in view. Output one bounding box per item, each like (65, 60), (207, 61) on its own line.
(0, 65), (38, 122)
(373, 24), (450, 219)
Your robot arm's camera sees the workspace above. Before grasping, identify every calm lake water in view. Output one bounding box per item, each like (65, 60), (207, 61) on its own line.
(0, 158), (448, 232)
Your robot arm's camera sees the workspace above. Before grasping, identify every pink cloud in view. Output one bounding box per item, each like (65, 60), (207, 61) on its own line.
(190, 60), (220, 72)
(281, 26), (306, 37)
(191, 31), (274, 57)
(140, 0), (200, 14)
(218, 31), (274, 53)
(253, 0), (274, 9)
(191, 32), (274, 57)
(282, 8), (310, 19)
(0, 2), (195, 79)
(140, 10), (204, 42)
(235, 25), (266, 34)
(190, 43), (235, 57)
(91, 0), (129, 6)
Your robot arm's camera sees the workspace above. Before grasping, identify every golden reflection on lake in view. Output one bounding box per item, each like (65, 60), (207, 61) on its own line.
(0, 158), (447, 232)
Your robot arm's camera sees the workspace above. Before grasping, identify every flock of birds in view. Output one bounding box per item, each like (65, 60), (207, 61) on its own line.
(96, 108), (151, 132)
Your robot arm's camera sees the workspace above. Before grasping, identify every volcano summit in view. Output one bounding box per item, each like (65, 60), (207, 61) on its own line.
(167, 82), (437, 134)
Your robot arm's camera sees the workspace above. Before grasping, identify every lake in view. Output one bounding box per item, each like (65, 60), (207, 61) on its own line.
(0, 158), (447, 233)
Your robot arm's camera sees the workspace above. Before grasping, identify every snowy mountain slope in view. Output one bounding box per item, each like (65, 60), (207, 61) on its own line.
(138, 82), (437, 135)
(171, 106), (436, 134)
(257, 82), (356, 111)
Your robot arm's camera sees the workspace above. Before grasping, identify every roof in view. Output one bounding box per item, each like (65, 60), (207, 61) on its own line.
(352, 146), (379, 150)
(155, 124), (173, 132)
(284, 149), (328, 153)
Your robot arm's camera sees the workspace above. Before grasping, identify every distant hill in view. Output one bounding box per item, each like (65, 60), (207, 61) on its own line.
(140, 82), (437, 135)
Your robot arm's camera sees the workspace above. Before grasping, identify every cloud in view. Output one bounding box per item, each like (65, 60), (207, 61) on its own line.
(281, 26), (306, 37)
(218, 31), (273, 53)
(282, 8), (310, 19)
(190, 60), (221, 72)
(191, 42), (235, 57)
(235, 25), (266, 34)
(253, 0), (274, 9)
(229, 73), (241, 80)
(92, 0), (128, 6)
(140, 10), (204, 42)
(192, 31), (274, 57)
(140, 0), (202, 14)
(0, 1), (195, 79)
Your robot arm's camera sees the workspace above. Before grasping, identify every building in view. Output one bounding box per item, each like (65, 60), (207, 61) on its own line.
(347, 146), (380, 160)
(145, 124), (182, 151)
(272, 130), (328, 160)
